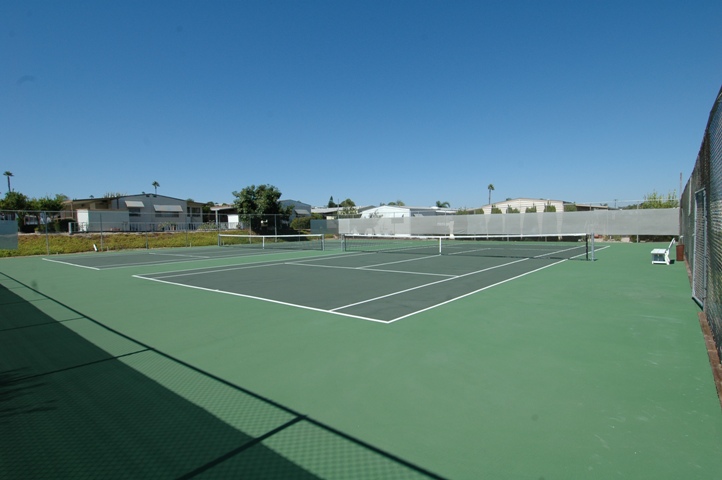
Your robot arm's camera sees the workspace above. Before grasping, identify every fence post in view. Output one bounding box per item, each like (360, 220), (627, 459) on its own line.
(44, 210), (50, 255)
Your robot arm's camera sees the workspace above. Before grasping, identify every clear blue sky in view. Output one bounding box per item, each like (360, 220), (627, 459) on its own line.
(2, 1), (721, 208)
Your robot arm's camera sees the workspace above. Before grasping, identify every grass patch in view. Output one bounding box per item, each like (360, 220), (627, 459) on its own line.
(1, 231), (222, 257)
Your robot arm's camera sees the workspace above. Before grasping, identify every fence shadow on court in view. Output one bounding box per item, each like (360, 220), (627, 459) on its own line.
(0, 280), (442, 479)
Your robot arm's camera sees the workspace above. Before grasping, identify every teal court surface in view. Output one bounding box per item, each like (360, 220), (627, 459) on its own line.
(2, 242), (722, 478)
(132, 251), (589, 323)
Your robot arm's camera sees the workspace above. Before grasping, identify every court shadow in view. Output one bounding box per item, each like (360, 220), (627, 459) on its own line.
(0, 282), (321, 479)
(0, 280), (441, 479)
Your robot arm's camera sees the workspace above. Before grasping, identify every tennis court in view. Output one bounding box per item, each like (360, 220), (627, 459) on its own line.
(42, 233), (328, 270)
(133, 250), (584, 323)
(2, 240), (722, 479)
(48, 233), (597, 323)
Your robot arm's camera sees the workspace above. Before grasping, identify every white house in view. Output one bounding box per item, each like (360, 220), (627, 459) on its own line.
(476, 198), (609, 214)
(478, 198), (565, 214)
(65, 194), (204, 232)
(311, 205), (376, 218)
(360, 205), (451, 218)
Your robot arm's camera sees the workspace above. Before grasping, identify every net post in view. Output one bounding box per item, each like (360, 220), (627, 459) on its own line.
(590, 232), (595, 261)
(321, 235), (325, 251)
(438, 237), (442, 255)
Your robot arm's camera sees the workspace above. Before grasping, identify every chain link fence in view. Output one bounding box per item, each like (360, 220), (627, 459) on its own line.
(0, 210), (297, 256)
(680, 85), (722, 364)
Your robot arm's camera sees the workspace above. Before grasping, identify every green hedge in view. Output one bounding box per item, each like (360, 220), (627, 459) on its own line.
(0, 231), (222, 257)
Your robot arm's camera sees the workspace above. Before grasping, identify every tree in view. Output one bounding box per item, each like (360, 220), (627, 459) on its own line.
(0, 191), (29, 211)
(1, 190), (31, 231)
(435, 201), (450, 208)
(202, 201), (215, 222)
(388, 200), (405, 206)
(4, 171), (13, 193)
(152, 181), (160, 194)
(31, 194), (68, 212)
(232, 184), (291, 232)
(339, 198), (357, 216)
(639, 190), (678, 209)
(327, 196), (337, 208)
(487, 184), (494, 205)
(457, 208), (483, 215)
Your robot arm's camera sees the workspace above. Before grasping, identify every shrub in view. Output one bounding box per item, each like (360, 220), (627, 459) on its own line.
(290, 216), (312, 231)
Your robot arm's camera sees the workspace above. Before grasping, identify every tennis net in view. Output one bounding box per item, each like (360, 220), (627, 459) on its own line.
(218, 233), (325, 251)
(342, 233), (592, 260)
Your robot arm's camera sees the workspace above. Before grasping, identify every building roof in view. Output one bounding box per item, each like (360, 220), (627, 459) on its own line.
(66, 193), (200, 204)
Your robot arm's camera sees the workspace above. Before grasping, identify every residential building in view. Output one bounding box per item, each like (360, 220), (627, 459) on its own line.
(64, 194), (205, 232)
(476, 198), (609, 214)
(280, 200), (312, 221)
(359, 205), (454, 218)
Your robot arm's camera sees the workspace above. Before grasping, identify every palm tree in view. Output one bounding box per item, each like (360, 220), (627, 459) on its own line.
(4, 171), (13, 193)
(487, 184), (495, 205)
(152, 181), (160, 194)
(435, 200), (450, 208)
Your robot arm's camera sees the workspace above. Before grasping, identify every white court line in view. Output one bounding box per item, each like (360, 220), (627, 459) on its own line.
(95, 249), (308, 269)
(138, 251), (352, 279)
(386, 259), (567, 323)
(445, 243), (587, 259)
(283, 262), (455, 278)
(42, 257), (100, 270)
(133, 275), (389, 324)
(135, 251), (580, 324)
(330, 258), (529, 312)
(47, 248), (346, 271)
(358, 254), (445, 269)
(284, 251), (372, 263)
(147, 252), (212, 259)
(537, 244), (588, 259)
(43, 254), (224, 270)
(143, 262), (286, 280)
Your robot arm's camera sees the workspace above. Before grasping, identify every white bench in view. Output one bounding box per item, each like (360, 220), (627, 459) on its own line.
(651, 239), (676, 265)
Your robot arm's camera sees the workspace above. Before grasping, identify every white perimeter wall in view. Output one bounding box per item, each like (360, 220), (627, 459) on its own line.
(340, 208), (680, 237)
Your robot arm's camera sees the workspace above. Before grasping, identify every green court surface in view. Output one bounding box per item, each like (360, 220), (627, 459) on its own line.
(1, 242), (721, 478)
